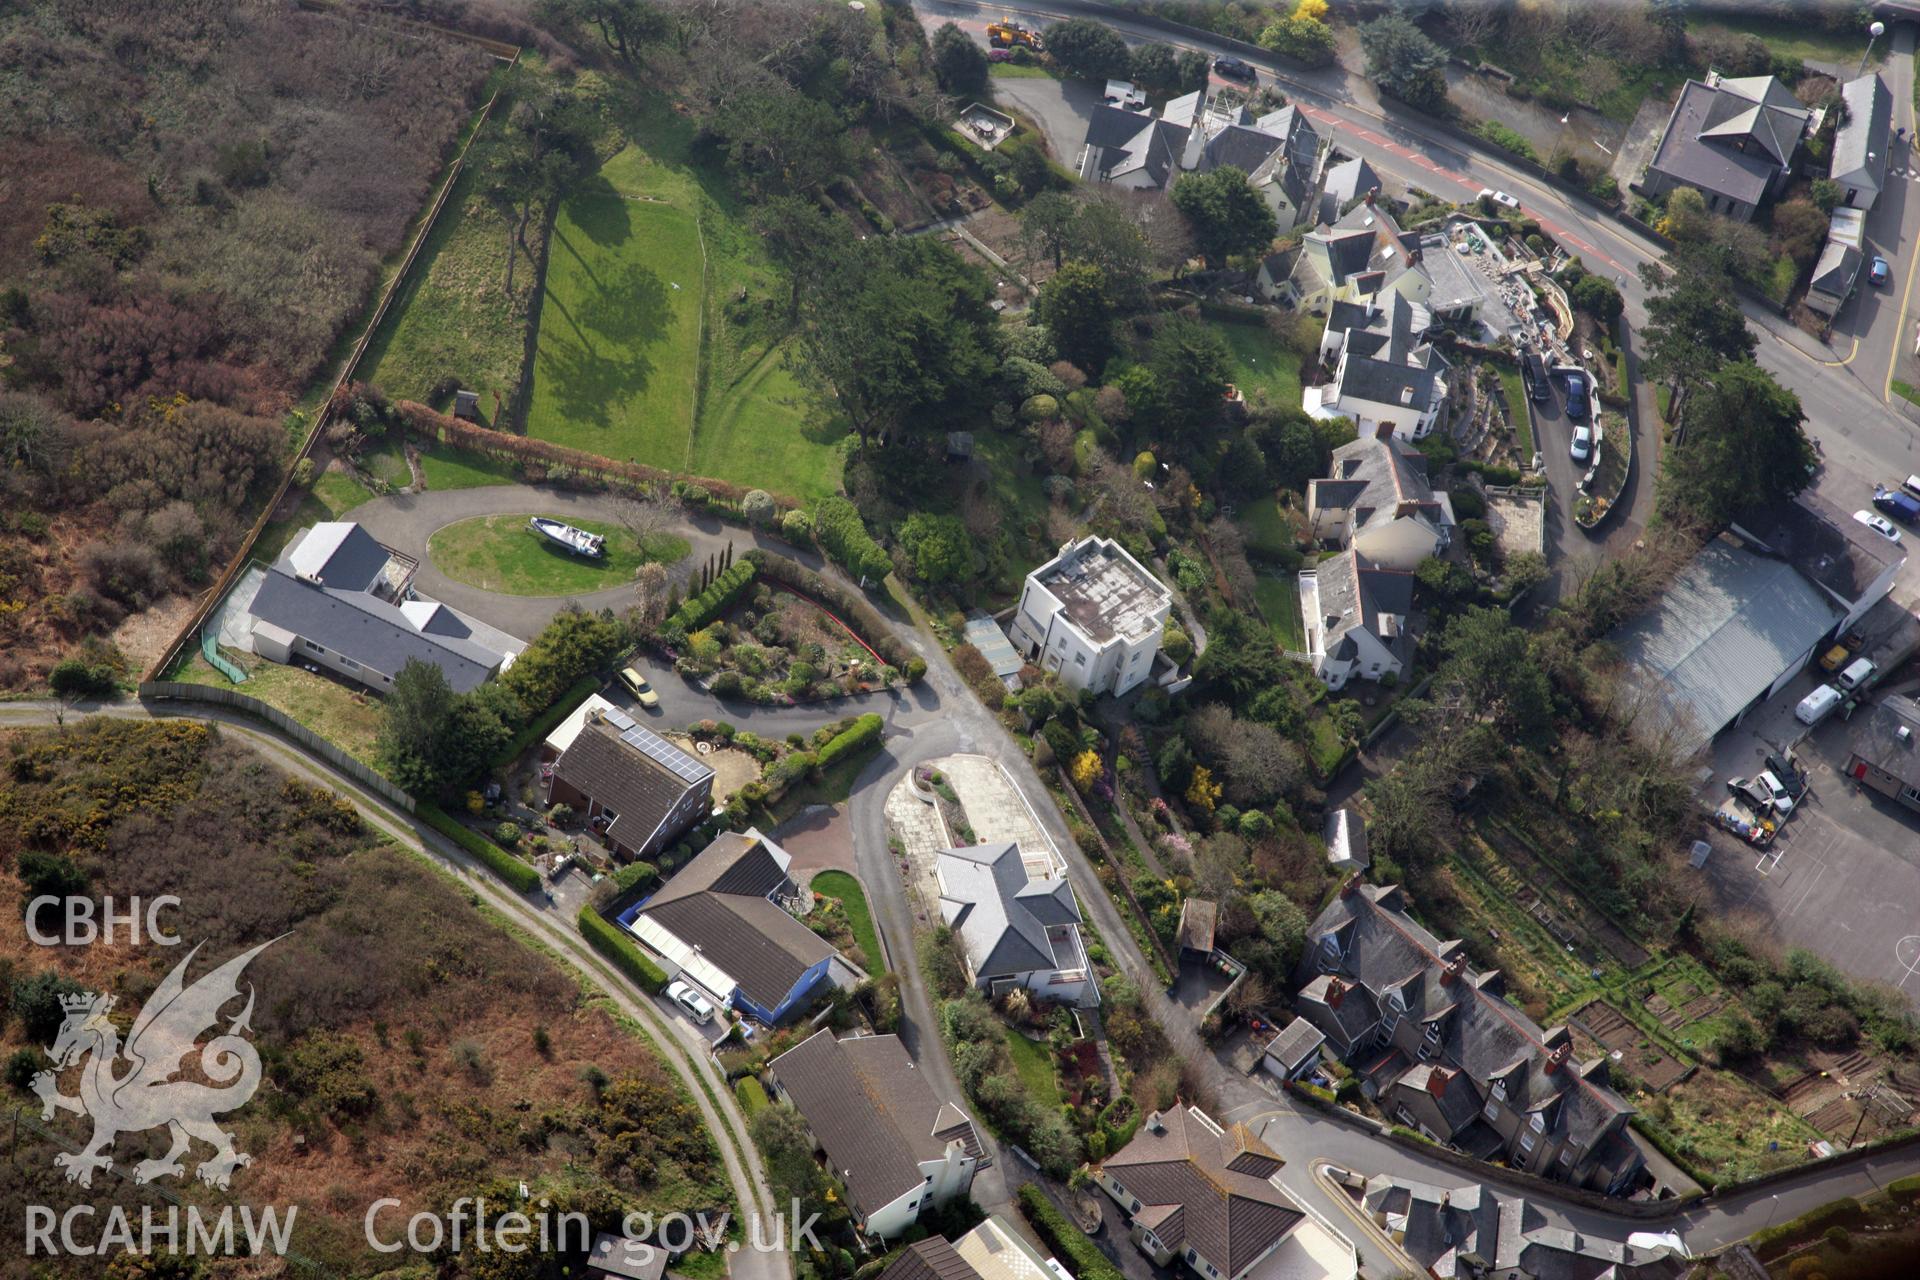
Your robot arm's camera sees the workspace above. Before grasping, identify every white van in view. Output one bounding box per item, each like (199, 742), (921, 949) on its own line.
(1796, 684), (1844, 726)
(1838, 657), (1878, 692)
(1902, 474), (1920, 501)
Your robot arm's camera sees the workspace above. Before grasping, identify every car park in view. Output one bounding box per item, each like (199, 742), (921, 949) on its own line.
(1874, 485), (1920, 523)
(1796, 684), (1844, 725)
(1853, 510), (1902, 543)
(617, 666), (660, 708)
(666, 981), (716, 1024)
(1214, 55), (1256, 81)
(1871, 256), (1891, 286)
(1765, 753), (1807, 800)
(1754, 770), (1797, 816)
(1728, 775), (1775, 813)
(1838, 656), (1877, 692)
(1570, 424), (1593, 461)
(1477, 188), (1520, 210)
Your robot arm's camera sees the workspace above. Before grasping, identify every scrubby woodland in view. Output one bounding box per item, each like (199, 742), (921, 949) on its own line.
(0, 1), (492, 687)
(0, 719), (725, 1278)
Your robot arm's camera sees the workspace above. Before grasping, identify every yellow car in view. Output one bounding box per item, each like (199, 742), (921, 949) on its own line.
(617, 666), (659, 709)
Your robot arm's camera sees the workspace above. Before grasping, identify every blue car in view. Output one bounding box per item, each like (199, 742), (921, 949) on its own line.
(1871, 256), (1891, 286)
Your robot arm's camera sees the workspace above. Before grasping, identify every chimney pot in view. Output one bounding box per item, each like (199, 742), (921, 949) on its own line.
(1326, 978), (1346, 1010)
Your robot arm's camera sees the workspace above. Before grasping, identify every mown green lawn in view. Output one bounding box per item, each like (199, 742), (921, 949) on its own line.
(690, 342), (844, 502)
(357, 165), (532, 411)
(526, 193), (705, 465)
(426, 513), (688, 597)
(809, 871), (885, 974)
(1253, 574), (1304, 652)
(1002, 1026), (1062, 1109)
(1215, 321), (1305, 412)
(419, 442), (520, 490)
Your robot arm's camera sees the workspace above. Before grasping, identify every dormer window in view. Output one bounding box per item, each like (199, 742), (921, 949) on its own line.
(1529, 1112), (1546, 1134)
(1493, 1081), (1507, 1103)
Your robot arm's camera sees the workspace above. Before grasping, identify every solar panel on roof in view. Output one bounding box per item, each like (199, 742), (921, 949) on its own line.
(590, 703), (715, 784)
(620, 722), (715, 785)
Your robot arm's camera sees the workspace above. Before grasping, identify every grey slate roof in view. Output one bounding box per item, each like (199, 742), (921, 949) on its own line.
(1834, 73), (1892, 192)
(1648, 74), (1809, 208)
(937, 843), (1081, 980)
(1810, 238), (1862, 296)
(587, 1232), (670, 1280)
(1612, 536), (1842, 759)
(250, 527), (510, 693)
(286, 521), (392, 591)
(1317, 155), (1382, 225)
(1324, 291), (1447, 414)
(636, 830), (838, 1011)
(1082, 92), (1317, 202)
(769, 1030), (981, 1220)
(1313, 549), (1415, 665)
(1101, 1106), (1303, 1276)
(1302, 884), (1637, 1169)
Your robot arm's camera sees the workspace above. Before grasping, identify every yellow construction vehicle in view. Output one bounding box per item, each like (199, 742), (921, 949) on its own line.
(987, 18), (1042, 51)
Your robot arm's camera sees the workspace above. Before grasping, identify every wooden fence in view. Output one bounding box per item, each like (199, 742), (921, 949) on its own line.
(140, 682), (416, 813)
(141, 41), (522, 686)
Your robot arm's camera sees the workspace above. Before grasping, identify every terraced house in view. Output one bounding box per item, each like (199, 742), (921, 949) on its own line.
(1294, 881), (1646, 1195)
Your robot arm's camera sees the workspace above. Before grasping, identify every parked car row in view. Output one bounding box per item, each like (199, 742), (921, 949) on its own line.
(1796, 657), (1877, 726)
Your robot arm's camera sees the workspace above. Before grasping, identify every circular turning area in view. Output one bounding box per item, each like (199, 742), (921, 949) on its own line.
(425, 513), (689, 598)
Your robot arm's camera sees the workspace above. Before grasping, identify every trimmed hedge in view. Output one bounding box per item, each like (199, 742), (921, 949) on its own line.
(1889, 1173), (1920, 1202)
(671, 561), (757, 632)
(734, 1077), (769, 1115)
(494, 674), (598, 768)
(1018, 1184), (1124, 1280)
(577, 906), (669, 994)
(813, 496), (892, 584)
(817, 713), (884, 772)
(1749, 1197), (1862, 1258)
(418, 803), (542, 893)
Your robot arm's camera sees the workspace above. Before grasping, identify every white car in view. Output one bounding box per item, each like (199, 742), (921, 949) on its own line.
(1754, 770), (1796, 817)
(1477, 188), (1520, 210)
(1854, 510), (1903, 543)
(666, 980), (716, 1025)
(1570, 425), (1593, 461)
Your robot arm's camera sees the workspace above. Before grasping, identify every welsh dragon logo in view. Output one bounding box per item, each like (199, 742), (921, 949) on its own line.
(30, 939), (278, 1190)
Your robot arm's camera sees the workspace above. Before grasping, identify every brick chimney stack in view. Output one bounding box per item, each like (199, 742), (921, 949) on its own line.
(1426, 1067), (1452, 1098)
(1326, 978), (1347, 1010)
(1440, 954), (1468, 986)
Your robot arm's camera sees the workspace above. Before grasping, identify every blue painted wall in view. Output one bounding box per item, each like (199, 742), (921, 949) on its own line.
(733, 955), (834, 1024)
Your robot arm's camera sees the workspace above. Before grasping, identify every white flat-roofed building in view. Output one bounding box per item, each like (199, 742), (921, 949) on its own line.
(1008, 536), (1173, 696)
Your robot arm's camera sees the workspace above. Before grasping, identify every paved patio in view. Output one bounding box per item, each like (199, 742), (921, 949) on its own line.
(940, 754), (1061, 877)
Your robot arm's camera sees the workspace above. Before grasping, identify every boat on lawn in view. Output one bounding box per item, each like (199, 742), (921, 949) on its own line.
(528, 516), (606, 559)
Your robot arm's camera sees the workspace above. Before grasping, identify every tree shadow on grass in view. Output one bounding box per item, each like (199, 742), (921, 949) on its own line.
(567, 179), (630, 247)
(536, 247), (673, 430)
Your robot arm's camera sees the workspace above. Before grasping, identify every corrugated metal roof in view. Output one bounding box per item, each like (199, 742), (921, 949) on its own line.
(1613, 538), (1840, 758)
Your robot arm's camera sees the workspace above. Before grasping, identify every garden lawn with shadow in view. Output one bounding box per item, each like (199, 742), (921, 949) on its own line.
(427, 513), (689, 596)
(526, 189), (703, 465)
(809, 870), (884, 973)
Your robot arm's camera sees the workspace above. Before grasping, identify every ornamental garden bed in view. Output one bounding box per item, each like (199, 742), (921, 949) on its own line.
(672, 579), (892, 703)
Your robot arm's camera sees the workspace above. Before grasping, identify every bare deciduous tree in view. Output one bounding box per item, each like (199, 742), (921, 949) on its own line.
(633, 561), (671, 629)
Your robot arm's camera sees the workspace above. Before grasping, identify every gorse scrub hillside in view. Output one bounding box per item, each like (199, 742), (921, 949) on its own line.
(0, 720), (727, 1278)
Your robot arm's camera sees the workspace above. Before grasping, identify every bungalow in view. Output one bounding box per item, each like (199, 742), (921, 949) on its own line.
(1831, 72), (1892, 210)
(625, 829), (855, 1024)
(937, 842), (1097, 1007)
(768, 1030), (986, 1239)
(244, 522), (521, 694)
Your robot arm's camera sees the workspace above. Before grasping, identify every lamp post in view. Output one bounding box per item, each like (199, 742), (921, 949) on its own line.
(1860, 20), (1886, 77)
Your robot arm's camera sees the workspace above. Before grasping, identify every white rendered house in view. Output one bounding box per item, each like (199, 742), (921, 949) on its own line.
(1008, 536), (1173, 696)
